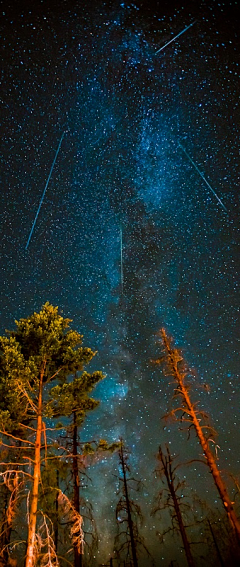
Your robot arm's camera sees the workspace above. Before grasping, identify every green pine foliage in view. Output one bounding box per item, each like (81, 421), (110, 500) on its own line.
(0, 302), (106, 564)
(0, 303), (104, 432)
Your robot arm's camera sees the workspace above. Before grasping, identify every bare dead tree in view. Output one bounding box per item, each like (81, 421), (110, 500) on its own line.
(191, 496), (240, 567)
(155, 328), (240, 543)
(114, 440), (153, 567)
(207, 518), (225, 567)
(152, 445), (195, 567)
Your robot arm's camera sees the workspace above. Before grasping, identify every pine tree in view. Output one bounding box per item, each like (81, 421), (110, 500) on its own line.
(155, 328), (240, 543)
(0, 302), (105, 566)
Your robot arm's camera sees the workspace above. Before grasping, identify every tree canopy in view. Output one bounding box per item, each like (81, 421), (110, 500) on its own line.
(0, 302), (105, 566)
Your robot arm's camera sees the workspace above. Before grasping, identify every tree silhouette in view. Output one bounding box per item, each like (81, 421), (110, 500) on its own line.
(191, 497), (240, 566)
(114, 440), (152, 567)
(152, 445), (195, 567)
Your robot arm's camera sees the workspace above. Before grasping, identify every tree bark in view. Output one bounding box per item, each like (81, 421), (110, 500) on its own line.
(25, 362), (45, 567)
(119, 443), (138, 567)
(161, 329), (240, 544)
(73, 411), (83, 567)
(207, 519), (225, 567)
(54, 469), (59, 552)
(159, 447), (195, 567)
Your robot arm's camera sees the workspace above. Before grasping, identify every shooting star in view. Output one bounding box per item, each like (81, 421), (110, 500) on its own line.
(25, 130), (66, 250)
(179, 142), (228, 213)
(120, 226), (123, 294)
(155, 21), (196, 55)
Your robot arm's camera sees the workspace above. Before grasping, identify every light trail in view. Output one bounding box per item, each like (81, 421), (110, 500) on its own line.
(155, 21), (196, 55)
(179, 142), (228, 213)
(25, 130), (66, 250)
(120, 226), (123, 294)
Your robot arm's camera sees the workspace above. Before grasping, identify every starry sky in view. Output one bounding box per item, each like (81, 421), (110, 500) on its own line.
(1, 0), (240, 564)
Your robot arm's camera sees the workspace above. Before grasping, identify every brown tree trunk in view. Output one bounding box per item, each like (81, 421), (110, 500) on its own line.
(73, 411), (83, 567)
(161, 329), (240, 543)
(207, 519), (225, 567)
(159, 446), (195, 567)
(25, 362), (45, 567)
(119, 443), (138, 567)
(54, 469), (59, 552)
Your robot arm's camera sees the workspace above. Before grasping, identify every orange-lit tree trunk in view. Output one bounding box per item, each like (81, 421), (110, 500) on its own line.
(54, 469), (59, 552)
(25, 362), (45, 567)
(73, 411), (83, 567)
(159, 329), (240, 544)
(0, 303), (105, 565)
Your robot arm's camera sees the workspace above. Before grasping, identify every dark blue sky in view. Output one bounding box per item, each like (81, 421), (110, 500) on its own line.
(1, 0), (240, 564)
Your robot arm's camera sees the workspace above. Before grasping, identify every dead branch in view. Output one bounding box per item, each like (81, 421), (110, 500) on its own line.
(58, 491), (84, 555)
(0, 430), (34, 445)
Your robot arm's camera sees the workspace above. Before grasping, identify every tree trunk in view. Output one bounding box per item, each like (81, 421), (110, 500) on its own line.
(119, 443), (138, 567)
(161, 329), (240, 544)
(159, 447), (195, 567)
(73, 411), (83, 567)
(25, 363), (45, 567)
(54, 469), (59, 552)
(207, 519), (225, 567)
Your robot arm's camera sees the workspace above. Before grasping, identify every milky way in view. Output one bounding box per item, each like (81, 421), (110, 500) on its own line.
(1, 1), (240, 564)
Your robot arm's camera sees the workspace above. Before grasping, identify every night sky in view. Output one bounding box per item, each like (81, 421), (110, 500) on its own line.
(1, 0), (240, 564)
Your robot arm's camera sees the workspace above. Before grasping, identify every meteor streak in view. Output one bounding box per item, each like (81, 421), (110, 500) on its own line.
(25, 130), (66, 250)
(179, 142), (228, 213)
(120, 226), (123, 294)
(155, 21), (196, 55)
